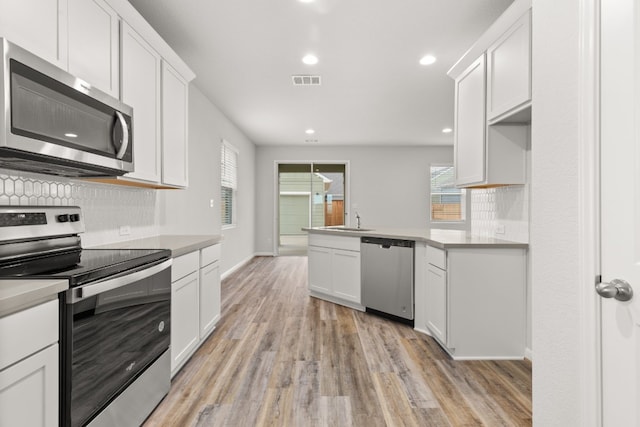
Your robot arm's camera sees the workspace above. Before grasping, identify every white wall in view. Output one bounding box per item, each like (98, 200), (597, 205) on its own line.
(160, 85), (256, 275)
(255, 145), (455, 254)
(531, 0), (582, 423)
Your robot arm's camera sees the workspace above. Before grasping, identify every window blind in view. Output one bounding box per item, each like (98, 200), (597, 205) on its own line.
(221, 141), (238, 226)
(221, 141), (238, 190)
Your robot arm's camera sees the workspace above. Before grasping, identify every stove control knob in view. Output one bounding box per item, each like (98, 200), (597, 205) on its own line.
(57, 214), (69, 223)
(70, 214), (80, 222)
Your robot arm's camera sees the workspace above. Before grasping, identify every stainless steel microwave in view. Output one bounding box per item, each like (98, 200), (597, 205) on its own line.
(0, 38), (133, 177)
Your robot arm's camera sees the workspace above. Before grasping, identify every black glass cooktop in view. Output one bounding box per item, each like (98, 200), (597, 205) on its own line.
(0, 248), (170, 286)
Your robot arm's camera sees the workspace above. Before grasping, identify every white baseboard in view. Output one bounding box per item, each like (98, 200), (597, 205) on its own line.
(221, 254), (256, 280)
(221, 250), (307, 279)
(525, 347), (533, 361)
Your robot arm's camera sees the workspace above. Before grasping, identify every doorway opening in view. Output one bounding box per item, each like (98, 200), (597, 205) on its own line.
(277, 162), (347, 256)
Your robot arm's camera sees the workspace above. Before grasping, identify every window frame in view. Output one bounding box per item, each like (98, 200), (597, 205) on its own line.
(221, 140), (238, 229)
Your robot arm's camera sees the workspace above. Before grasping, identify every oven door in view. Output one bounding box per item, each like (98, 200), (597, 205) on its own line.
(60, 259), (171, 427)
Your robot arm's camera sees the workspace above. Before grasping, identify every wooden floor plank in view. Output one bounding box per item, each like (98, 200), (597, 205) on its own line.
(144, 256), (531, 427)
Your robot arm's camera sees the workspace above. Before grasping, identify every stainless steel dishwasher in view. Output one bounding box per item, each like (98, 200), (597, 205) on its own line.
(361, 236), (415, 323)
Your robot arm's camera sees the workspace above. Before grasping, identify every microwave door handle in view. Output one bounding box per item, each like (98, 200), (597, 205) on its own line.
(72, 259), (172, 302)
(114, 111), (130, 160)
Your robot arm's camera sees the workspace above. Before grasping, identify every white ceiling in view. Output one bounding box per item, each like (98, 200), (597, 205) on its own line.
(128, 0), (514, 146)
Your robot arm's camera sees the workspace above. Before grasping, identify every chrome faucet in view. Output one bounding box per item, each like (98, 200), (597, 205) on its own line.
(355, 211), (361, 229)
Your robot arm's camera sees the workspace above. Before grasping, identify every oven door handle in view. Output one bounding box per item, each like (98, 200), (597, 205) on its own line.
(75, 259), (172, 301)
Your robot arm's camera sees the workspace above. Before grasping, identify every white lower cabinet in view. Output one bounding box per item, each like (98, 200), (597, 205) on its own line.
(308, 246), (332, 295)
(0, 299), (59, 427)
(0, 344), (58, 427)
(171, 244), (221, 377)
(170, 255), (200, 375)
(423, 245), (526, 359)
(425, 262), (447, 345)
(308, 234), (362, 309)
(331, 249), (361, 302)
(199, 245), (221, 340)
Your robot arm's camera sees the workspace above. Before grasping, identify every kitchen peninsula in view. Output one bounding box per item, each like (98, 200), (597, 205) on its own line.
(305, 226), (528, 360)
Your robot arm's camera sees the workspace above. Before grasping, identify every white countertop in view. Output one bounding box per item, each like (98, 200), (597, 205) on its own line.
(0, 279), (68, 318)
(304, 227), (528, 249)
(92, 234), (223, 258)
(1, 235), (222, 318)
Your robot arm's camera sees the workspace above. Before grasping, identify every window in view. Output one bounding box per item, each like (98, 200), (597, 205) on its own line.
(221, 140), (238, 227)
(430, 165), (465, 222)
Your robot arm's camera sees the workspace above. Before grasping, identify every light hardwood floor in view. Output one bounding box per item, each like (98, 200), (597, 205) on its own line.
(145, 256), (532, 427)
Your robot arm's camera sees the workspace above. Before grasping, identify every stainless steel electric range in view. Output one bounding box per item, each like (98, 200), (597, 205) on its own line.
(0, 206), (172, 427)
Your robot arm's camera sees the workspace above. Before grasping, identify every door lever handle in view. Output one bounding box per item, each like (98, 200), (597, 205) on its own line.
(596, 278), (633, 302)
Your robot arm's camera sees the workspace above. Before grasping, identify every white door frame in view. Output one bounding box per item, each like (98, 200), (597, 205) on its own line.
(577, 0), (602, 424)
(272, 160), (351, 256)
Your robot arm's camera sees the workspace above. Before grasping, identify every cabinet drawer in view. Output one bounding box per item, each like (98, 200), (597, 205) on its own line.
(0, 299), (58, 370)
(426, 246), (446, 270)
(309, 234), (360, 252)
(200, 244), (221, 267)
(172, 251), (199, 282)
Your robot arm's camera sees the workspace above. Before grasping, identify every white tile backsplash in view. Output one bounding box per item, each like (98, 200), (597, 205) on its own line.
(470, 184), (529, 243)
(0, 169), (159, 247)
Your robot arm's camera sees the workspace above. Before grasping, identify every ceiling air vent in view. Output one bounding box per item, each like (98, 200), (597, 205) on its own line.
(292, 75), (321, 86)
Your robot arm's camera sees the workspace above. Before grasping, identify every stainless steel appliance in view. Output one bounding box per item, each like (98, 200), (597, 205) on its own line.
(0, 206), (171, 427)
(361, 236), (415, 323)
(0, 38), (134, 177)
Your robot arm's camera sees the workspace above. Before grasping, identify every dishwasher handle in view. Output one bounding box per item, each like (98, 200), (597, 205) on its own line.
(361, 236), (414, 248)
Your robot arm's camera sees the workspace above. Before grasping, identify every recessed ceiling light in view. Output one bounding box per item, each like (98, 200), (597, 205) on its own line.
(419, 55), (437, 66)
(442, 128), (453, 133)
(64, 133), (78, 138)
(302, 54), (318, 65)
(305, 129), (315, 135)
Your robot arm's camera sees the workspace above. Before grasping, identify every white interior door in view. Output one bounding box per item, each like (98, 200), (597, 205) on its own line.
(600, 0), (640, 425)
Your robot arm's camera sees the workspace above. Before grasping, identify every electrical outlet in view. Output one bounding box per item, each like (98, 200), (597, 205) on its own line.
(119, 225), (131, 236)
(495, 224), (506, 235)
(209, 199), (214, 208)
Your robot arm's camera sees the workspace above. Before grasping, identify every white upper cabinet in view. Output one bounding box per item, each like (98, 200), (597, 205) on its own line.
(0, 0), (67, 68)
(449, 0), (530, 188)
(67, 0), (119, 97)
(454, 55), (487, 187)
(121, 22), (162, 183)
(486, 10), (531, 123)
(0, 0), (196, 188)
(161, 62), (189, 187)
